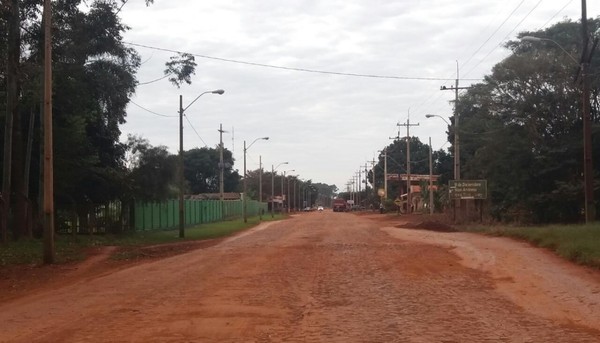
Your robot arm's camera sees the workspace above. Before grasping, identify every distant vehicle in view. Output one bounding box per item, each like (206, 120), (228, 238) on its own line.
(332, 198), (347, 212)
(303, 207), (311, 212)
(317, 206), (324, 211)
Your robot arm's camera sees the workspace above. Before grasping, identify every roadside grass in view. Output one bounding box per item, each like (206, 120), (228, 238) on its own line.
(463, 223), (600, 269)
(0, 214), (287, 266)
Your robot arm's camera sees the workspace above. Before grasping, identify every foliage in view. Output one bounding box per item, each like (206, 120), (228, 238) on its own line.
(164, 53), (197, 88)
(373, 137), (450, 201)
(183, 146), (240, 194)
(125, 135), (177, 201)
(456, 19), (600, 223)
(1, 214), (287, 265)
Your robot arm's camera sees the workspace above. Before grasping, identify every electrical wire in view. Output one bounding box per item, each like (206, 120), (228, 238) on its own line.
(183, 114), (209, 147)
(538, 0), (574, 30)
(463, 0), (544, 78)
(124, 41), (482, 81)
(138, 73), (171, 85)
(129, 100), (177, 117)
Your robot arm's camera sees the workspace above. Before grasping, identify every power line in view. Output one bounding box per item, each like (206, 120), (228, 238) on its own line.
(183, 114), (208, 147)
(138, 73), (171, 85)
(538, 0), (574, 30)
(125, 41), (482, 81)
(129, 100), (177, 117)
(458, 0), (526, 70)
(463, 0), (544, 78)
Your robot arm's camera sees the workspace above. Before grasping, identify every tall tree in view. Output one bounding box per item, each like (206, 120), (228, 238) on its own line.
(457, 19), (600, 223)
(183, 146), (240, 194)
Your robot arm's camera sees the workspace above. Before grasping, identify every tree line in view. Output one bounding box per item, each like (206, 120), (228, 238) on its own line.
(360, 18), (599, 223)
(0, 0), (336, 242)
(1, 2), (598, 247)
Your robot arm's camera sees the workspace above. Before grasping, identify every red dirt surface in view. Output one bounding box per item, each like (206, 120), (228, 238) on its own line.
(1, 211), (600, 342)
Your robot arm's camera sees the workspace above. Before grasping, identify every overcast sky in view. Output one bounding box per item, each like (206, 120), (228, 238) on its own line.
(118, 0), (598, 192)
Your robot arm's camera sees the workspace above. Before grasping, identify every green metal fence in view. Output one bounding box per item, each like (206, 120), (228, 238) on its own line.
(133, 199), (267, 231)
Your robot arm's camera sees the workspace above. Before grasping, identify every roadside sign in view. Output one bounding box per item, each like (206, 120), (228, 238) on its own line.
(449, 180), (487, 199)
(394, 198), (402, 206)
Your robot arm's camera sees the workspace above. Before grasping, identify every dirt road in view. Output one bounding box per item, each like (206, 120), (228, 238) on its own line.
(1, 212), (600, 342)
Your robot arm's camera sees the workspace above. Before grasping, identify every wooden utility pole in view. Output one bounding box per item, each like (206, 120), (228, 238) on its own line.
(397, 112), (419, 213)
(42, 0), (55, 263)
(2, 0), (20, 243)
(581, 0), (595, 222)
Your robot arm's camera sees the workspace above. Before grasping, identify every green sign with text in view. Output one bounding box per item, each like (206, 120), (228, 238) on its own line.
(449, 180), (487, 199)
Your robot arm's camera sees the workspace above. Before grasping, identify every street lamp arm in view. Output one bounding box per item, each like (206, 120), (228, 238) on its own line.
(425, 114), (450, 126)
(182, 89), (225, 112)
(274, 162), (289, 171)
(521, 36), (579, 65)
(246, 137), (269, 151)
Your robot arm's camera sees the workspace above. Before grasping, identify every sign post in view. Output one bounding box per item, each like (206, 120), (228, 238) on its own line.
(449, 180), (487, 222)
(449, 180), (487, 200)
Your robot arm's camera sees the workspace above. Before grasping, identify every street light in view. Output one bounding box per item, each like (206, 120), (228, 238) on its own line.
(425, 113), (458, 180)
(521, 36), (579, 64)
(271, 162), (288, 218)
(425, 114), (450, 126)
(178, 89), (224, 238)
(282, 169), (295, 212)
(243, 137), (269, 223)
(522, 33), (595, 222)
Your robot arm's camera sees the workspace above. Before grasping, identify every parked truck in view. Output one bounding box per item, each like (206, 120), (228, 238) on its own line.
(332, 198), (348, 212)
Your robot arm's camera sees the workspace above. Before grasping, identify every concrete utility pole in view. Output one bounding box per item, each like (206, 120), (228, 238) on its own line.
(218, 124), (226, 219)
(218, 124), (225, 203)
(397, 111), (419, 214)
(356, 171), (361, 208)
(178, 95), (184, 237)
(178, 89), (225, 237)
(440, 62), (471, 181)
(441, 62), (471, 221)
(371, 158), (377, 201)
(259, 155), (263, 220)
(429, 137), (434, 215)
(365, 163), (369, 200)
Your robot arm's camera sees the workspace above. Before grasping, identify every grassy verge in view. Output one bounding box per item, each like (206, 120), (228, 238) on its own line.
(462, 223), (600, 269)
(0, 214), (287, 266)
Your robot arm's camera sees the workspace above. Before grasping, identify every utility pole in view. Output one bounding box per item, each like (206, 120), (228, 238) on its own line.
(218, 124), (226, 215)
(371, 158), (377, 201)
(356, 171), (361, 208)
(441, 62), (471, 221)
(42, 0), (54, 262)
(365, 163), (369, 204)
(429, 137), (434, 215)
(397, 112), (419, 214)
(259, 155), (263, 220)
(440, 62), (471, 181)
(178, 95), (185, 238)
(581, 0), (595, 222)
(383, 149), (387, 200)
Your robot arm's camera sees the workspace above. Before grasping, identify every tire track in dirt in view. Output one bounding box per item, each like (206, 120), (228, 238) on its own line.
(1, 212), (599, 342)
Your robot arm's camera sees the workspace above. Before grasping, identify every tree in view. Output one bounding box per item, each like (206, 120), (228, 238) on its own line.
(125, 135), (177, 201)
(183, 146), (239, 194)
(374, 137), (448, 200)
(456, 19), (600, 223)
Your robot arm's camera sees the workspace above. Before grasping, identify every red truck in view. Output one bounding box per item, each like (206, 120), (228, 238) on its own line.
(332, 198), (348, 212)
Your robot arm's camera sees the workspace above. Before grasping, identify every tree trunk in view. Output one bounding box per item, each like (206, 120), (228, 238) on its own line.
(2, 0), (21, 242)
